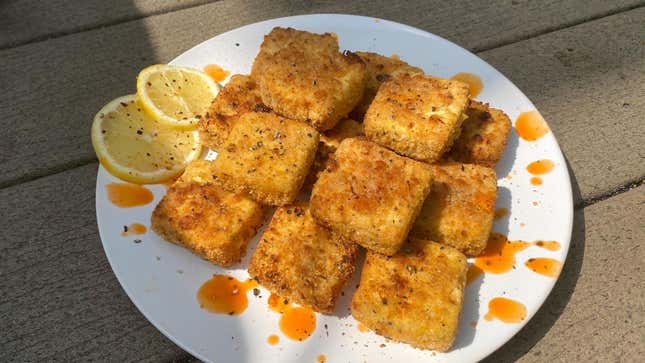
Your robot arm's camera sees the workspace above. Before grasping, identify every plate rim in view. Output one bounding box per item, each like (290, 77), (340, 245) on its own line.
(95, 13), (574, 362)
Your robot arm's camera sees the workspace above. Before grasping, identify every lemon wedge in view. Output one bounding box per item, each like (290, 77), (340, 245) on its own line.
(136, 64), (219, 129)
(91, 94), (202, 184)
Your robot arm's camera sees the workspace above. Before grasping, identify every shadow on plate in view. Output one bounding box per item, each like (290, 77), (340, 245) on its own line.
(495, 127), (520, 180)
(453, 269), (483, 350)
(493, 185), (512, 237)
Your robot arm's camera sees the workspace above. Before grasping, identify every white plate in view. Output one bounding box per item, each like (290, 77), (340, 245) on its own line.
(96, 14), (573, 363)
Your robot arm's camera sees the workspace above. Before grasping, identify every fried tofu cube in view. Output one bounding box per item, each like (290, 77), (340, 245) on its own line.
(351, 239), (467, 351)
(447, 100), (512, 167)
(212, 111), (319, 206)
(364, 74), (470, 162)
(310, 138), (432, 255)
(251, 27), (367, 131)
(410, 162), (497, 256)
(151, 160), (265, 266)
(197, 75), (267, 151)
(351, 52), (423, 120)
(248, 202), (359, 313)
(302, 118), (363, 190)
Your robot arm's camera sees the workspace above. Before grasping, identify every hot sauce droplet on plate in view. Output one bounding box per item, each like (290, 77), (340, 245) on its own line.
(494, 208), (508, 220)
(474, 233), (530, 274)
(515, 111), (549, 141)
(317, 354), (327, 363)
(204, 64), (230, 82)
(530, 177), (543, 186)
(267, 334), (280, 345)
(106, 183), (154, 207)
(121, 223), (147, 236)
(534, 240), (560, 251)
(196, 275), (258, 315)
(526, 257), (562, 277)
(526, 159), (554, 175)
(267, 294), (316, 341)
(484, 297), (527, 323)
(451, 72), (483, 98)
(279, 306), (316, 341)
(268, 293), (293, 313)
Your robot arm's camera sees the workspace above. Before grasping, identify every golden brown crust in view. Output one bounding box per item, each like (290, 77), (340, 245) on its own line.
(310, 138), (433, 255)
(197, 75), (267, 151)
(251, 27), (367, 131)
(447, 100), (512, 167)
(351, 52), (424, 120)
(151, 160), (265, 266)
(410, 162), (497, 256)
(351, 239), (467, 351)
(363, 74), (470, 162)
(302, 118), (364, 191)
(248, 201), (359, 313)
(212, 112), (319, 206)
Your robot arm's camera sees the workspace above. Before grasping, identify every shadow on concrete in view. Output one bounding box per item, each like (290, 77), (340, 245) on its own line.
(482, 157), (586, 362)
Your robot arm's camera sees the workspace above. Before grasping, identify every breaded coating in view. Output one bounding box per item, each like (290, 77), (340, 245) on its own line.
(411, 162), (497, 256)
(151, 160), (265, 266)
(310, 138), (433, 255)
(351, 239), (467, 352)
(248, 202), (359, 313)
(364, 74), (470, 162)
(447, 100), (512, 167)
(197, 75), (267, 151)
(303, 118), (363, 190)
(212, 111), (319, 206)
(351, 52), (423, 120)
(251, 27), (367, 131)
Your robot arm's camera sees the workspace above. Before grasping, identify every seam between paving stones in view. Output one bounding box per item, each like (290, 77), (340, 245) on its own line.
(1, 159), (643, 211)
(1, 1), (643, 52)
(0, 0), (219, 50)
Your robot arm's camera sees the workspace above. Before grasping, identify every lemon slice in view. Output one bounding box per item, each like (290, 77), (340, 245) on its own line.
(137, 64), (220, 129)
(91, 94), (202, 184)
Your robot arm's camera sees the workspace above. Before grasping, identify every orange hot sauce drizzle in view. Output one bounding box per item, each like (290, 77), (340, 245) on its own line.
(525, 258), (562, 277)
(280, 307), (316, 341)
(121, 223), (147, 236)
(268, 293), (293, 313)
(196, 275), (258, 315)
(204, 64), (230, 82)
(515, 111), (549, 141)
(494, 208), (508, 220)
(106, 183), (154, 207)
(267, 334), (280, 345)
(484, 297), (527, 323)
(530, 177), (543, 186)
(474, 233), (530, 274)
(317, 354), (327, 363)
(533, 240), (561, 251)
(451, 72), (483, 98)
(267, 294), (317, 341)
(526, 159), (554, 175)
